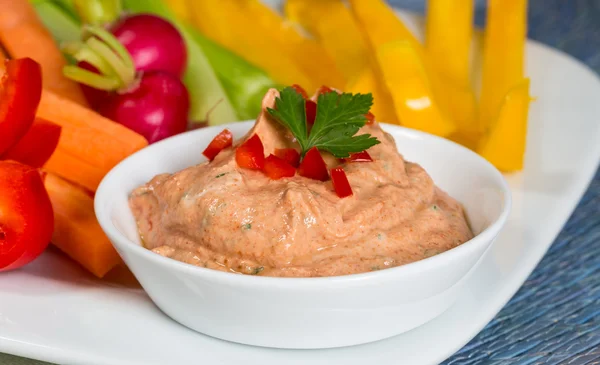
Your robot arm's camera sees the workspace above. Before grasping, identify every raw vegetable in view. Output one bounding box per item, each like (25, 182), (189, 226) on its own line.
(263, 154), (296, 180)
(111, 13), (187, 78)
(202, 128), (233, 161)
(0, 0), (87, 105)
(0, 58), (42, 156)
(297, 147), (328, 181)
(266, 86), (379, 158)
(44, 173), (122, 277)
(31, 0), (81, 43)
(1, 118), (62, 168)
(62, 26), (190, 143)
(330, 167), (353, 198)
(0, 160), (54, 272)
(235, 134), (265, 170)
(478, 79), (531, 171)
(348, 151), (372, 162)
(73, 0), (122, 26)
(38, 88), (148, 192)
(121, 0), (238, 125)
(274, 148), (300, 168)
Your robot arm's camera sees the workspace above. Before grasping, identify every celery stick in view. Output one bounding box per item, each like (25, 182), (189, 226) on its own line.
(31, 0), (81, 43)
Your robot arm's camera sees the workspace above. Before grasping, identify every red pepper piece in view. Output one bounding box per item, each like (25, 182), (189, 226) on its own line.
(348, 150), (373, 162)
(365, 111), (375, 124)
(236, 134), (265, 170)
(263, 154), (296, 180)
(331, 167), (353, 198)
(203, 129), (233, 161)
(291, 84), (308, 99)
(1, 118), (62, 168)
(0, 58), (43, 156)
(298, 147), (329, 181)
(274, 148), (301, 168)
(317, 85), (334, 95)
(305, 99), (317, 126)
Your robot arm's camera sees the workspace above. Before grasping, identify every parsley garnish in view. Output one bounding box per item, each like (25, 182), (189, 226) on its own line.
(267, 87), (380, 158)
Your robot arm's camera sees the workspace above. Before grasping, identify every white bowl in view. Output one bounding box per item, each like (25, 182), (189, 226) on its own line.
(94, 121), (511, 350)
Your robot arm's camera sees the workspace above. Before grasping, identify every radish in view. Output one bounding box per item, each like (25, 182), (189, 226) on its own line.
(110, 13), (187, 78)
(62, 26), (190, 143)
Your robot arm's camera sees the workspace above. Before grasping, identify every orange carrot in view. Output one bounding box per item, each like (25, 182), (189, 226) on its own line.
(38, 89), (148, 191)
(0, 0), (88, 106)
(44, 173), (122, 278)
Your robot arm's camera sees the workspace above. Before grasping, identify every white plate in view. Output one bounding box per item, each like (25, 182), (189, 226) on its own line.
(2, 13), (600, 365)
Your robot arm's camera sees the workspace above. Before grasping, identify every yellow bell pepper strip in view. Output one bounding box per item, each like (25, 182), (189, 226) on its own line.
(166, 0), (190, 23)
(478, 78), (531, 172)
(478, 0), (528, 131)
(425, 0), (474, 89)
(376, 41), (456, 137)
(185, 0), (313, 90)
(285, 0), (398, 124)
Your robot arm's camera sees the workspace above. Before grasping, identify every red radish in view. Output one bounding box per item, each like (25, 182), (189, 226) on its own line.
(331, 167), (353, 198)
(348, 151), (373, 162)
(99, 71), (189, 143)
(203, 129), (233, 161)
(236, 134), (265, 170)
(61, 25), (190, 143)
(77, 61), (110, 109)
(111, 14), (187, 78)
(263, 154), (296, 180)
(274, 148), (301, 168)
(298, 147), (328, 181)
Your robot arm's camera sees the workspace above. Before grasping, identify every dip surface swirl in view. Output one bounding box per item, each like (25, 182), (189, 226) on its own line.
(129, 89), (474, 277)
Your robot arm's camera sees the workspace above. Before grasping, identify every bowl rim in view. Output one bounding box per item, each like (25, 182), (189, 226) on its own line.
(94, 121), (512, 288)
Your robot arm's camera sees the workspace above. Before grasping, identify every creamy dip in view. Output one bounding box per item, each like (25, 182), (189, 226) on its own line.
(129, 89), (473, 277)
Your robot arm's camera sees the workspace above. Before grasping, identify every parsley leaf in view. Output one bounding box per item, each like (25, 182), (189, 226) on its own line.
(267, 86), (380, 158)
(266, 87), (308, 151)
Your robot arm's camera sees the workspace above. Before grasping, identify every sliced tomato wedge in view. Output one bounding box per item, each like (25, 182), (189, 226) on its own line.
(291, 84), (308, 99)
(274, 148), (301, 168)
(348, 151), (373, 162)
(263, 154), (296, 180)
(365, 111), (375, 124)
(331, 167), (353, 198)
(0, 58), (43, 156)
(203, 128), (233, 161)
(305, 99), (317, 126)
(1, 118), (62, 168)
(298, 147), (329, 181)
(235, 134), (265, 170)
(0, 160), (54, 272)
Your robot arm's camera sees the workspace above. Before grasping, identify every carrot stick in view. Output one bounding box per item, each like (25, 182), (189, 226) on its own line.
(44, 172), (122, 278)
(38, 89), (148, 191)
(0, 0), (88, 106)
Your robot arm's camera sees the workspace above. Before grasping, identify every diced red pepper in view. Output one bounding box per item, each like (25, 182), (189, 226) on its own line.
(203, 128), (233, 161)
(305, 99), (317, 126)
(274, 148), (301, 168)
(365, 111), (375, 124)
(331, 167), (353, 198)
(263, 154), (296, 180)
(298, 147), (329, 181)
(291, 84), (308, 99)
(235, 134), (265, 170)
(317, 85), (334, 95)
(1, 118), (62, 168)
(348, 150), (373, 162)
(0, 58), (42, 156)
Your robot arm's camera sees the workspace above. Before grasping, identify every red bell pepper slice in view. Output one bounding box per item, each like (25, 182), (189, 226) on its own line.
(203, 129), (233, 161)
(0, 160), (54, 272)
(298, 147), (329, 181)
(291, 84), (308, 99)
(0, 58), (43, 156)
(317, 85), (334, 95)
(365, 111), (375, 124)
(348, 151), (373, 162)
(274, 148), (301, 168)
(331, 167), (353, 198)
(263, 154), (296, 180)
(305, 99), (317, 126)
(1, 118), (62, 168)
(235, 134), (265, 170)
